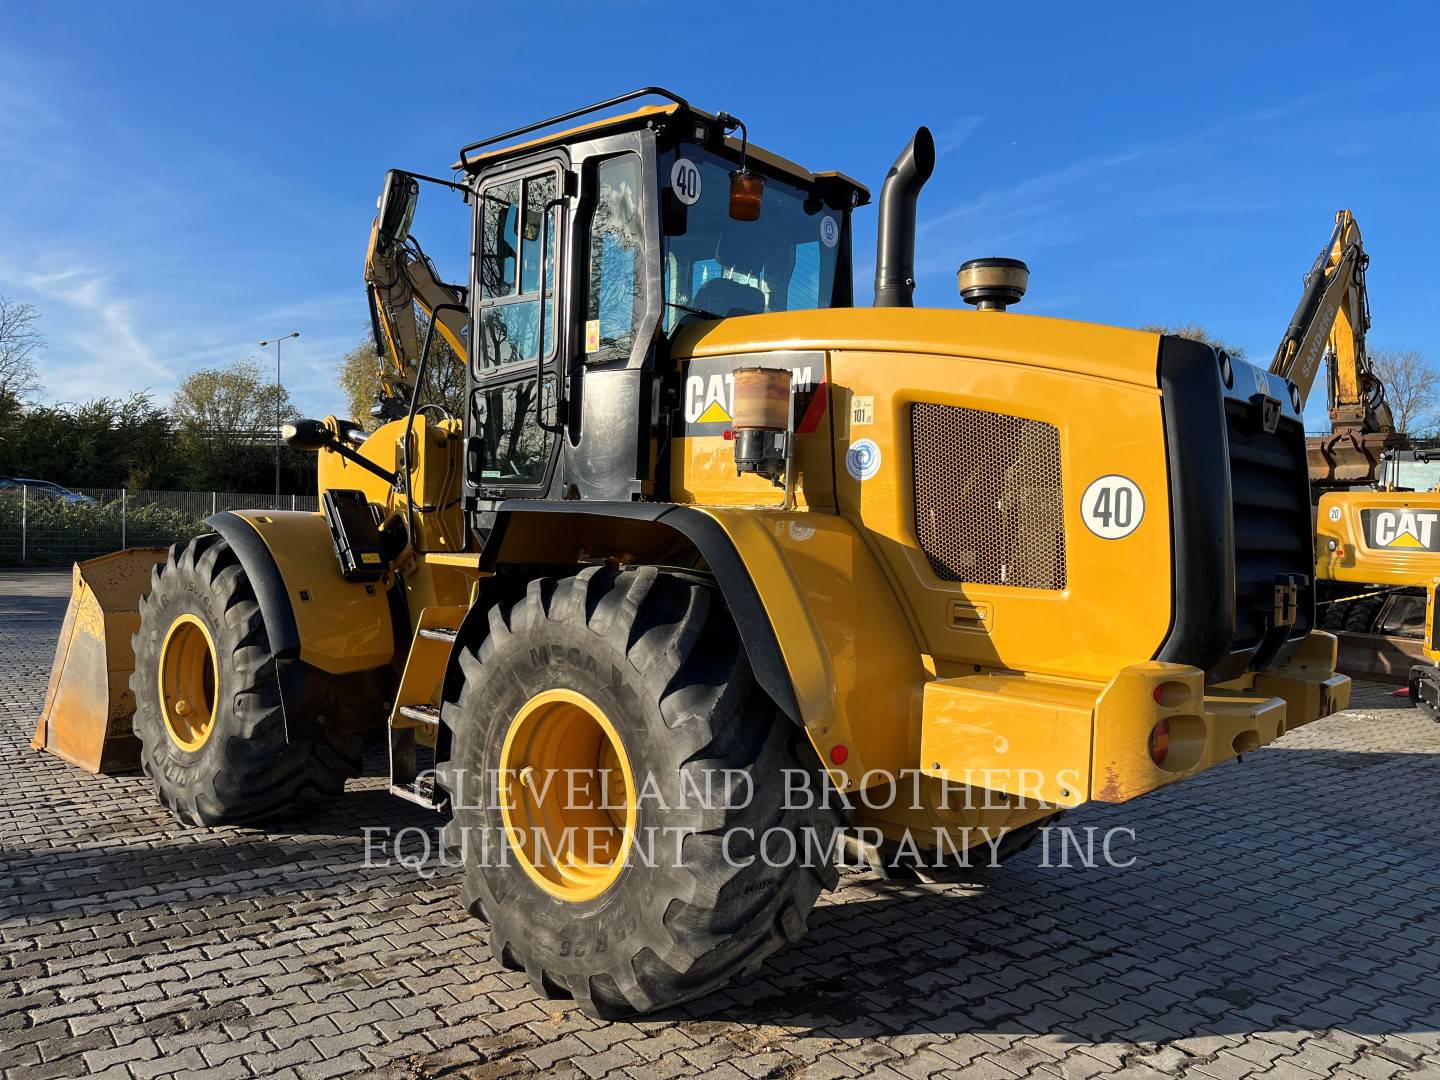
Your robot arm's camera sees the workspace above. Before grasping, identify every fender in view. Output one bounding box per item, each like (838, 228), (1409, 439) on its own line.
(452, 501), (929, 791)
(206, 510), (395, 674)
(204, 510), (395, 740)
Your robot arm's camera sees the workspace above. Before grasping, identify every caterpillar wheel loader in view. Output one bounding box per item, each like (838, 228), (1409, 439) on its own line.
(35, 87), (1349, 1018)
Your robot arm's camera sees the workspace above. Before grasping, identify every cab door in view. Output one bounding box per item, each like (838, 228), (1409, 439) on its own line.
(466, 157), (567, 501)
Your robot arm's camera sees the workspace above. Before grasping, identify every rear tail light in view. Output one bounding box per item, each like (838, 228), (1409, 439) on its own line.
(1148, 719), (1171, 767)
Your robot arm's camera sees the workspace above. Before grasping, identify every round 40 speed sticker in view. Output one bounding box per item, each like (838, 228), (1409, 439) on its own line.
(1081, 474), (1145, 539)
(671, 158), (702, 205)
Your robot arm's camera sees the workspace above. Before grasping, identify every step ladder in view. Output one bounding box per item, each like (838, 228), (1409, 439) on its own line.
(388, 607), (465, 808)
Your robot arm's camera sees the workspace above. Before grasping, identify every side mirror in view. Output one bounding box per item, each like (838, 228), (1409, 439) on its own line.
(375, 169), (419, 251)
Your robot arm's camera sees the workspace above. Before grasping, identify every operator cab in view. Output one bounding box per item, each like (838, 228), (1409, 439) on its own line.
(1380, 448), (1440, 492)
(446, 88), (867, 517)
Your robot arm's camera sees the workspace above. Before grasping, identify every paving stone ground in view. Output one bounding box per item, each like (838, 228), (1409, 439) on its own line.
(3, 568), (1439, 1079)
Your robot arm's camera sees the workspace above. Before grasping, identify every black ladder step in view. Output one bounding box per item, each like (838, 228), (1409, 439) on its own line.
(419, 626), (458, 642)
(397, 704), (441, 726)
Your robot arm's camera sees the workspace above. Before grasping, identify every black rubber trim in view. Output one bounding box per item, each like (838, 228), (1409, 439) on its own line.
(204, 511), (302, 660)
(481, 501), (802, 724)
(1153, 337), (1236, 673)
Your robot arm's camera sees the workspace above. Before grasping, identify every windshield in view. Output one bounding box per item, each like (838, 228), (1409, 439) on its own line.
(1387, 457), (1440, 491)
(660, 146), (845, 333)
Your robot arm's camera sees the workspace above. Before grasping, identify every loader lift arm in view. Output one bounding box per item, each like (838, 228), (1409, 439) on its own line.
(365, 170), (470, 420)
(1271, 209), (1404, 484)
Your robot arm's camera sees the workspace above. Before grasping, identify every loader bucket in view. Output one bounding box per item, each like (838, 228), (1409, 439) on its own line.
(31, 549), (168, 774)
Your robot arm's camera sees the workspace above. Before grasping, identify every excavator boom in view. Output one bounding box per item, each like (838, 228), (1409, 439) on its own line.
(365, 170), (470, 419)
(1272, 210), (1405, 485)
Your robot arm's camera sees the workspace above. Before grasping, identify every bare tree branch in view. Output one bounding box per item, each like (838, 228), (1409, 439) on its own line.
(0, 295), (44, 401)
(1371, 348), (1439, 436)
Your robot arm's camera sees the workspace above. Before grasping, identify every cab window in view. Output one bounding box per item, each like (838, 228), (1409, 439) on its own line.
(584, 154), (645, 360)
(660, 146), (843, 333)
(477, 171), (558, 368)
(475, 376), (556, 484)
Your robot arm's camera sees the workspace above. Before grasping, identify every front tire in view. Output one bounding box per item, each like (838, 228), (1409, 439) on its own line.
(131, 533), (362, 826)
(438, 565), (841, 1018)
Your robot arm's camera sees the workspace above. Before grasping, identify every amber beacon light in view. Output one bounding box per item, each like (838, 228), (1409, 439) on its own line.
(731, 366), (791, 484)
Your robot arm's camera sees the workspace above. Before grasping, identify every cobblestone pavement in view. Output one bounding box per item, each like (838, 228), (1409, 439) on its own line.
(3, 570), (1440, 1079)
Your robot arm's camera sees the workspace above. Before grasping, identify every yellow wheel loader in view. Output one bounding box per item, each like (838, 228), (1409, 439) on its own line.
(35, 87), (1349, 1018)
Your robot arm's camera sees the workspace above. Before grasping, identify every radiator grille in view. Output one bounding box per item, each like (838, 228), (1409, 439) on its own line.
(1224, 402), (1312, 648)
(911, 403), (1067, 590)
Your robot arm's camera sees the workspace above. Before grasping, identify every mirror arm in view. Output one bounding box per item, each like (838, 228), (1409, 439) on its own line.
(402, 169), (471, 194)
(284, 421), (398, 486)
(327, 441), (399, 487)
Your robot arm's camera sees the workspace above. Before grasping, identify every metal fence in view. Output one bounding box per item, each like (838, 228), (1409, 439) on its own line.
(0, 487), (319, 565)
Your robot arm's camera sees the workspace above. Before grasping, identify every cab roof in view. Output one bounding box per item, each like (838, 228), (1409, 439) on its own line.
(453, 89), (869, 205)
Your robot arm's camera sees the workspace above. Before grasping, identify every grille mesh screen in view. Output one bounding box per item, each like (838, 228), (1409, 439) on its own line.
(911, 403), (1067, 590)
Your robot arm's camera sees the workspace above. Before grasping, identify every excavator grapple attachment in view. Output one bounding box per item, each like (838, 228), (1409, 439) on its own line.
(31, 549), (167, 774)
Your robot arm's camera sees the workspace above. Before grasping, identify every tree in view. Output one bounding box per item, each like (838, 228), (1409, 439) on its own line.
(0, 393), (182, 490)
(1138, 323), (1247, 360)
(0, 295), (44, 405)
(172, 359), (302, 490)
(1371, 348), (1438, 436)
(336, 339), (380, 428)
(337, 316), (466, 431)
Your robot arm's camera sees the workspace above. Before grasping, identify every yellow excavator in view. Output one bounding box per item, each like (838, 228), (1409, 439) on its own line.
(1272, 210), (1440, 711)
(34, 88), (1348, 1018)
(1269, 209), (1407, 485)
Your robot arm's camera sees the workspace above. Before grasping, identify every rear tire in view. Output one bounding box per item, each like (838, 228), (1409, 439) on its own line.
(437, 565), (841, 1018)
(131, 533), (362, 826)
(1343, 595), (1383, 634)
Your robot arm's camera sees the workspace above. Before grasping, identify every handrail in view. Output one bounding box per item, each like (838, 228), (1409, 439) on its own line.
(458, 86), (689, 169)
(404, 302), (468, 553)
(534, 196), (567, 434)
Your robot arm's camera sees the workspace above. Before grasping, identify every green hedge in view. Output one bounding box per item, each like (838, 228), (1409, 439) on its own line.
(0, 497), (207, 564)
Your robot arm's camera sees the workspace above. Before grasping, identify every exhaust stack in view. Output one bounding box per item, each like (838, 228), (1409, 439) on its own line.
(873, 126), (936, 307)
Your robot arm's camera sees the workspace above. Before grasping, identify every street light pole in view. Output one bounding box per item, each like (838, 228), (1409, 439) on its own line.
(259, 331), (299, 507)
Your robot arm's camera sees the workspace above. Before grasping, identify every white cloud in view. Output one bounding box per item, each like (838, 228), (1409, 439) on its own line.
(935, 116), (984, 158)
(0, 55), (372, 418)
(0, 264), (168, 387)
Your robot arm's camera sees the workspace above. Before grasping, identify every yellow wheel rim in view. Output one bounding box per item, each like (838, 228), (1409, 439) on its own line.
(498, 689), (637, 903)
(158, 613), (219, 752)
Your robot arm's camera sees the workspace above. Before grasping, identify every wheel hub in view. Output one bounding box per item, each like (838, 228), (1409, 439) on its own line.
(158, 613), (218, 752)
(498, 689), (636, 902)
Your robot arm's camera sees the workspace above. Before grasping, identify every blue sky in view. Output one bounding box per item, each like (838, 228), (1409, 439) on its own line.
(2, 1), (1437, 429)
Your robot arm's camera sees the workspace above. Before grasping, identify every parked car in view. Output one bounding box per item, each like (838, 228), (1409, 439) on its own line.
(0, 477), (97, 506)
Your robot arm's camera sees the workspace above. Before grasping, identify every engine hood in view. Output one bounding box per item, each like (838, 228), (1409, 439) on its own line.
(671, 307), (1163, 389)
